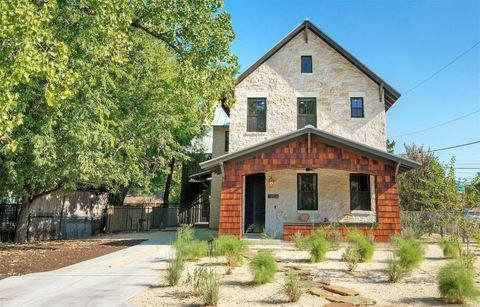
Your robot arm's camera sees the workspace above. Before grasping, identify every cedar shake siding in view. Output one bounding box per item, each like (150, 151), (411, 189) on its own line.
(218, 137), (401, 242)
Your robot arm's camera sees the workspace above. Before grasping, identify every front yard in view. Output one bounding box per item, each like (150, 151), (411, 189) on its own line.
(0, 233), (152, 279)
(131, 236), (480, 307)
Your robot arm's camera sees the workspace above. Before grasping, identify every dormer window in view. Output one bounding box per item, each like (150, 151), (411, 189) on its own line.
(301, 56), (312, 73)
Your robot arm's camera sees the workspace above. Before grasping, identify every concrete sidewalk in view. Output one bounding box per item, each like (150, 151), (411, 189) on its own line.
(0, 232), (176, 307)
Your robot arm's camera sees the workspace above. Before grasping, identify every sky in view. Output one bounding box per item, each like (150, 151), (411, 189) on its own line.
(224, 0), (480, 179)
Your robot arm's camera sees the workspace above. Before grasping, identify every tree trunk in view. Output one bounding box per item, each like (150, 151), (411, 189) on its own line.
(108, 189), (128, 206)
(163, 157), (175, 207)
(14, 196), (33, 243)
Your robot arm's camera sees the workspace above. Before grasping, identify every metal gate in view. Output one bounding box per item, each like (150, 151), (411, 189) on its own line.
(0, 204), (20, 242)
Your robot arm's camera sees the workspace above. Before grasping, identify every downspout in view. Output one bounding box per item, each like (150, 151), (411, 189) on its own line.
(220, 162), (225, 181)
(307, 132), (311, 153)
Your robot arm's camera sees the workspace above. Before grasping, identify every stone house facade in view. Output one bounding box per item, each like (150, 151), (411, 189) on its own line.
(201, 20), (420, 241)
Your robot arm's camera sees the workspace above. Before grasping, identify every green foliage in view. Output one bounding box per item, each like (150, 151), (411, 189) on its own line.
(392, 235), (425, 272)
(213, 235), (247, 269)
(438, 261), (479, 304)
(341, 247), (361, 272)
(282, 272), (303, 302)
(186, 267), (220, 306)
(293, 233), (309, 250)
(176, 239), (208, 261)
(440, 236), (461, 259)
(1, 1), (238, 242)
(460, 250), (477, 270)
(166, 254), (184, 286)
(177, 225), (195, 242)
(249, 250), (277, 285)
(325, 228), (343, 251)
(387, 256), (403, 283)
(347, 231), (374, 262)
(310, 234), (330, 263)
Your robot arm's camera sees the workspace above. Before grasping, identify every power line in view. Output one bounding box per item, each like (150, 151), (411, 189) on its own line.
(403, 40), (480, 96)
(391, 109), (480, 138)
(427, 140), (480, 152)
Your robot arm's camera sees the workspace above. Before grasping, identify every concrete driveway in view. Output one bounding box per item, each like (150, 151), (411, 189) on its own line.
(0, 232), (176, 307)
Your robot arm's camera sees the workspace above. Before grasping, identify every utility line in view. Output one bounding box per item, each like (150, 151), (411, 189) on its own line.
(391, 109), (480, 138)
(403, 40), (480, 96)
(427, 140), (480, 152)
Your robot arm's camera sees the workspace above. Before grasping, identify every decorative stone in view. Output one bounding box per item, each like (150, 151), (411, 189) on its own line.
(322, 303), (354, 307)
(323, 285), (359, 296)
(299, 213), (310, 222)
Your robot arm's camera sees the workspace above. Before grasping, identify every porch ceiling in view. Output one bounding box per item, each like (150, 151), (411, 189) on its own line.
(199, 126), (421, 174)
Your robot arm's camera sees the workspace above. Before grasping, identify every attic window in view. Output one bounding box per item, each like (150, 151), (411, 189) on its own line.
(301, 56), (312, 73)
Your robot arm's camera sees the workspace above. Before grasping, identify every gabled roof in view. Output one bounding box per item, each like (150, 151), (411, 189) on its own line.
(236, 20), (401, 111)
(200, 126), (421, 174)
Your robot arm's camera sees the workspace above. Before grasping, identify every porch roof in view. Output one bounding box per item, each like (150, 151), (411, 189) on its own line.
(199, 126), (421, 174)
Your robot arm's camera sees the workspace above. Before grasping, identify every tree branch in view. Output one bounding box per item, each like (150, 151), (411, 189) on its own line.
(131, 21), (179, 53)
(29, 184), (64, 203)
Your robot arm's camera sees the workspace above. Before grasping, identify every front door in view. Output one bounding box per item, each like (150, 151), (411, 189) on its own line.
(244, 173), (266, 233)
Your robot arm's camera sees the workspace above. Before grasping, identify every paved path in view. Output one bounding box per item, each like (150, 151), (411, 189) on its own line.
(0, 232), (176, 307)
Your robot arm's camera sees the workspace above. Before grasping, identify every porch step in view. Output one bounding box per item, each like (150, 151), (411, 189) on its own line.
(193, 222), (209, 228)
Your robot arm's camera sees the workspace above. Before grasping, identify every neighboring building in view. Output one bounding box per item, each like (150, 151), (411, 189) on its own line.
(123, 193), (164, 207)
(200, 20), (421, 241)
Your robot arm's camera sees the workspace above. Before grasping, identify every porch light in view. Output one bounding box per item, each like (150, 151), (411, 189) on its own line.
(268, 176), (275, 187)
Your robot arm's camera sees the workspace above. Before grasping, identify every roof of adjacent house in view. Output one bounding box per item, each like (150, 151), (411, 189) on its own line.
(211, 106), (230, 126)
(200, 126), (421, 174)
(236, 19), (401, 111)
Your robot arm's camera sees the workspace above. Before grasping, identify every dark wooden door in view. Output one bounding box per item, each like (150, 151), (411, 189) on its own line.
(244, 173), (265, 233)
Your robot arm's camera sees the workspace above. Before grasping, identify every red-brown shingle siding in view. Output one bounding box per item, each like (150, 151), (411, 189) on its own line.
(218, 138), (401, 241)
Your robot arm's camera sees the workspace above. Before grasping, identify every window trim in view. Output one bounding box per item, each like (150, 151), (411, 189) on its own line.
(350, 97), (365, 118)
(224, 130), (229, 152)
(247, 97), (267, 132)
(297, 173), (318, 211)
(301, 55), (313, 74)
(349, 173), (371, 211)
(297, 97), (317, 128)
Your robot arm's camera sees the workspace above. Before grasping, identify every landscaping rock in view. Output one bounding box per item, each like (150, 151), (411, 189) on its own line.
(315, 277), (331, 285)
(323, 284), (359, 296)
(310, 287), (335, 298)
(322, 303), (354, 307)
(329, 295), (376, 306)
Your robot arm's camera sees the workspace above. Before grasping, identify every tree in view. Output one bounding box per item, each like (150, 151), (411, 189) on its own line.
(0, 0), (238, 242)
(386, 139), (395, 154)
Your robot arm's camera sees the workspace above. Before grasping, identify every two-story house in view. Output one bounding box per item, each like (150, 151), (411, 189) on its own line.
(200, 20), (420, 241)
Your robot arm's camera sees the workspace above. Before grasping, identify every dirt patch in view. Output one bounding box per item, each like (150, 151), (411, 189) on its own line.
(0, 239), (143, 279)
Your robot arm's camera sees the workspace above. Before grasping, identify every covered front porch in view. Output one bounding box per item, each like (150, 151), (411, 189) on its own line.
(200, 126), (421, 242)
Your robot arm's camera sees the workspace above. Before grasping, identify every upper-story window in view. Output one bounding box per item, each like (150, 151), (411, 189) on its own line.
(351, 97), (364, 118)
(297, 97), (317, 128)
(247, 98), (267, 132)
(301, 56), (312, 73)
(350, 173), (371, 210)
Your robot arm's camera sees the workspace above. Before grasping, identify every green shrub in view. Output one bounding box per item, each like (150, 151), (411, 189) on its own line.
(474, 231), (480, 243)
(392, 235), (425, 272)
(186, 267), (220, 306)
(310, 235), (330, 262)
(177, 224), (195, 242)
(176, 239), (208, 261)
(325, 229), (342, 250)
(249, 250), (278, 284)
(387, 256), (403, 283)
(438, 261), (479, 304)
(282, 272), (303, 302)
(213, 235), (247, 269)
(460, 250), (476, 270)
(166, 254), (184, 286)
(440, 236), (461, 259)
(348, 231), (374, 262)
(341, 247), (361, 272)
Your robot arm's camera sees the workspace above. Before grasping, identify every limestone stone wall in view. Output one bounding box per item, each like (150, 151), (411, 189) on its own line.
(265, 169), (376, 238)
(231, 29), (386, 152)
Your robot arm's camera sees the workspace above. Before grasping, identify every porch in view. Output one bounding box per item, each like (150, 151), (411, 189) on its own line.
(200, 126), (420, 242)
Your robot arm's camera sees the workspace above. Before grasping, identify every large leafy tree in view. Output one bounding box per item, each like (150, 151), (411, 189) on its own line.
(0, 0), (237, 241)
